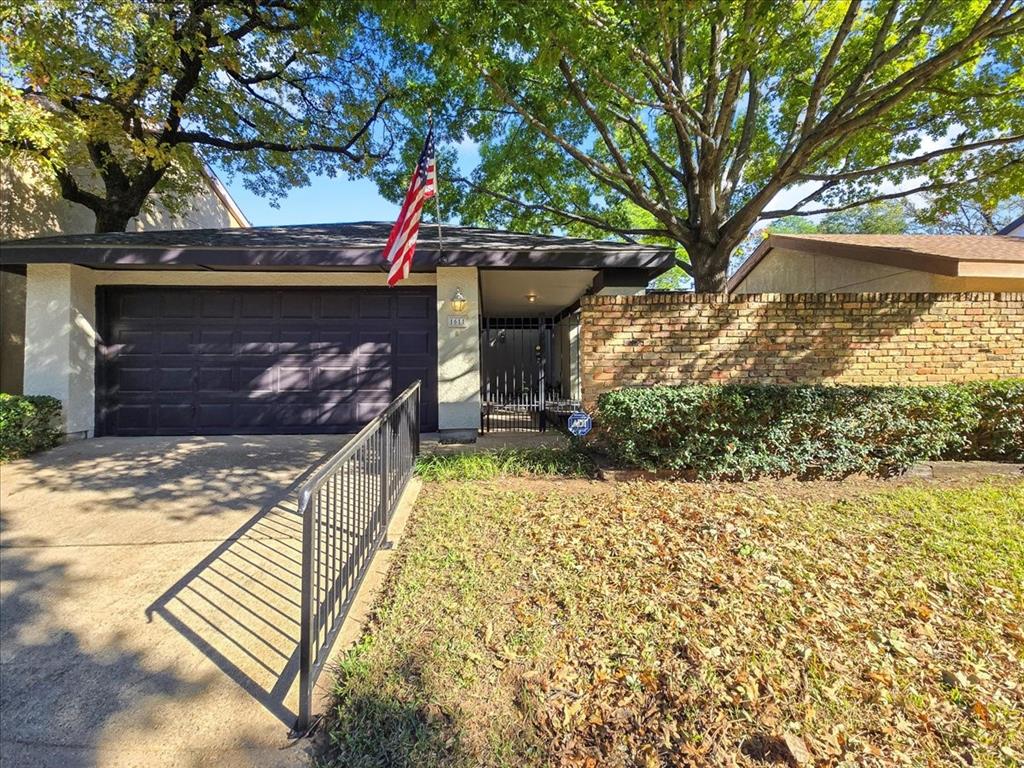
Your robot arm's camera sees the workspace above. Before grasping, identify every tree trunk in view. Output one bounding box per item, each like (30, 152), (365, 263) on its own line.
(93, 208), (136, 233)
(688, 244), (731, 293)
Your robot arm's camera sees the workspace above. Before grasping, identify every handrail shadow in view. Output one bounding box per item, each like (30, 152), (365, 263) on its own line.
(144, 447), (338, 729)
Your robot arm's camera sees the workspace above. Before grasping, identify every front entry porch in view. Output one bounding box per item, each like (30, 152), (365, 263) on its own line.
(479, 313), (581, 433)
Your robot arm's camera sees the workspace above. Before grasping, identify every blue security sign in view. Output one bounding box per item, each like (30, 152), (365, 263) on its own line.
(567, 411), (592, 437)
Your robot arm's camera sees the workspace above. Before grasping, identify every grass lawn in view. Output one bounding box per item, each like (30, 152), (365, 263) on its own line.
(324, 473), (1024, 768)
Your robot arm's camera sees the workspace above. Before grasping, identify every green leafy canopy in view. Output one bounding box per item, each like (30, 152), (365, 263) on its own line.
(0, 0), (405, 231)
(370, 0), (1024, 290)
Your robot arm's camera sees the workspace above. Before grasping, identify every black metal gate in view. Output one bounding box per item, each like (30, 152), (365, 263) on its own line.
(480, 314), (581, 433)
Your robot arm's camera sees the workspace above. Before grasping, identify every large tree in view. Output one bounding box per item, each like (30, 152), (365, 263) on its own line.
(0, 0), (399, 232)
(373, 0), (1024, 291)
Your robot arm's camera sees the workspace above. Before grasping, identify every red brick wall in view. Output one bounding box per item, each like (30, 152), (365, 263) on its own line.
(580, 292), (1024, 406)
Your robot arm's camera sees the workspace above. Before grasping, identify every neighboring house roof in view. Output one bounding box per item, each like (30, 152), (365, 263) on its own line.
(998, 212), (1024, 236)
(728, 233), (1024, 292)
(199, 164), (250, 228)
(0, 221), (675, 275)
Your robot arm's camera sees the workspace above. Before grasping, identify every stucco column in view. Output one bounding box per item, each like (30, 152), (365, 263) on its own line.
(435, 266), (480, 436)
(23, 264), (97, 437)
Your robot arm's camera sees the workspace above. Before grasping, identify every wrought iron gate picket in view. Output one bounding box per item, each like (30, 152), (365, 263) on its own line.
(480, 315), (580, 433)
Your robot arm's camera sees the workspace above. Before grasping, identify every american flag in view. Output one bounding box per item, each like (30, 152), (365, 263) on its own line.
(384, 128), (437, 286)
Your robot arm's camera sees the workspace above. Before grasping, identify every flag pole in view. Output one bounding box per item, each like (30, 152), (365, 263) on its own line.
(430, 112), (445, 265)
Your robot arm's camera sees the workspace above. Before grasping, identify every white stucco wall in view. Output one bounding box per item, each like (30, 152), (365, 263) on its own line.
(20, 268), (456, 438)
(23, 265), (98, 436)
(435, 266), (481, 433)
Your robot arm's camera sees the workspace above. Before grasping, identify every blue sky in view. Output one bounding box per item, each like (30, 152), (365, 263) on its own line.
(222, 174), (401, 226)
(217, 137), (483, 227)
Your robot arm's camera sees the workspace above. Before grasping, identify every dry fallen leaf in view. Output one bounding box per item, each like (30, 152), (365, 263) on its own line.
(783, 733), (813, 766)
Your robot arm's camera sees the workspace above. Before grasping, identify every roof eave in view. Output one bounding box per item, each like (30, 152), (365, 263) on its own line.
(0, 244), (676, 273)
(997, 212), (1024, 236)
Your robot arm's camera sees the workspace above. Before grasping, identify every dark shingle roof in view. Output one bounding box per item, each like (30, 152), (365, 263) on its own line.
(0, 221), (675, 273)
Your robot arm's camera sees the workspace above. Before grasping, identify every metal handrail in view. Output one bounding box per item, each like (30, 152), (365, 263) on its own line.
(296, 380), (421, 731)
(297, 381), (421, 511)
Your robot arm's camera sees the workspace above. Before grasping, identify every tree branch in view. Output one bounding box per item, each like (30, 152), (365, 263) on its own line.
(451, 174), (679, 248)
(762, 160), (1023, 218)
(795, 134), (1024, 182)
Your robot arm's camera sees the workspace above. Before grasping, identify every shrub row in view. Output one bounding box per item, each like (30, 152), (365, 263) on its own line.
(595, 380), (1023, 479)
(0, 394), (63, 461)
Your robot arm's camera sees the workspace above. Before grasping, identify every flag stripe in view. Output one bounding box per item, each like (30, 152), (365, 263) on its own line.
(384, 127), (436, 287)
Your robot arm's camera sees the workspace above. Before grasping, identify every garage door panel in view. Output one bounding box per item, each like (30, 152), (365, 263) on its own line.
(321, 294), (355, 319)
(240, 366), (275, 392)
(159, 368), (194, 391)
(359, 365), (392, 391)
(161, 293), (197, 318)
(318, 402), (358, 426)
(199, 330), (234, 353)
(235, 403), (274, 428)
(97, 287), (438, 435)
(119, 293), (157, 319)
(201, 293), (236, 318)
(118, 367), (155, 392)
(241, 293), (275, 318)
(317, 366), (359, 390)
(115, 329), (156, 349)
(114, 404), (154, 431)
(280, 330), (314, 352)
(158, 331), (193, 355)
(398, 330), (431, 355)
(158, 403), (193, 429)
(281, 293), (316, 318)
(357, 295), (391, 319)
(238, 328), (278, 354)
(279, 367), (313, 392)
(396, 294), (431, 319)
(198, 367), (232, 391)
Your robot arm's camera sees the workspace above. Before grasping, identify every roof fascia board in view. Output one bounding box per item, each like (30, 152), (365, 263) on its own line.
(0, 244), (676, 272)
(199, 163), (251, 227)
(726, 236), (772, 292)
(997, 212), (1024, 236)
(768, 234), (961, 277)
(957, 261), (1024, 278)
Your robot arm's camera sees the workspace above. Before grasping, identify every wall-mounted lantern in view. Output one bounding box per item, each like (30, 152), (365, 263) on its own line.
(450, 287), (468, 314)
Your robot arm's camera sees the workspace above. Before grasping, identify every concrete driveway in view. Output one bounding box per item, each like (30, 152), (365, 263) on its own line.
(0, 435), (349, 768)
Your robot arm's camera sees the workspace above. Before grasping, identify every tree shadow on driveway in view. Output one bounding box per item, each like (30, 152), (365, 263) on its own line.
(0, 515), (204, 768)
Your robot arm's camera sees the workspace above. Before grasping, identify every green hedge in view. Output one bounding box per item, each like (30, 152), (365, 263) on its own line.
(0, 394), (63, 461)
(595, 381), (1024, 479)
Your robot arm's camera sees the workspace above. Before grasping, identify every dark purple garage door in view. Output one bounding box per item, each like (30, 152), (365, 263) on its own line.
(96, 286), (438, 436)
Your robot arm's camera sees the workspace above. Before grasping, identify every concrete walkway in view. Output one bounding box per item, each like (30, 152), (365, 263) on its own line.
(0, 435), (352, 768)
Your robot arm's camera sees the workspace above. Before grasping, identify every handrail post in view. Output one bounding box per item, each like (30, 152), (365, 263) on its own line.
(380, 416), (391, 546)
(296, 490), (314, 732)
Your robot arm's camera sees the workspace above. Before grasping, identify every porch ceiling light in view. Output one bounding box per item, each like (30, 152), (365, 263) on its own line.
(526, 292), (538, 303)
(450, 288), (468, 314)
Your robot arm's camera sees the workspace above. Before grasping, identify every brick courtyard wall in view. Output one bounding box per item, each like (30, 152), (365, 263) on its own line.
(580, 292), (1024, 406)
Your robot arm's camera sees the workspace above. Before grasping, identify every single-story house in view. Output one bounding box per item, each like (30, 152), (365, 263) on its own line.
(0, 222), (674, 440)
(728, 234), (1024, 294)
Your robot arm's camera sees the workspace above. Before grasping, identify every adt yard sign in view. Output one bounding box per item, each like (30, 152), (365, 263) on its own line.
(567, 411), (592, 437)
